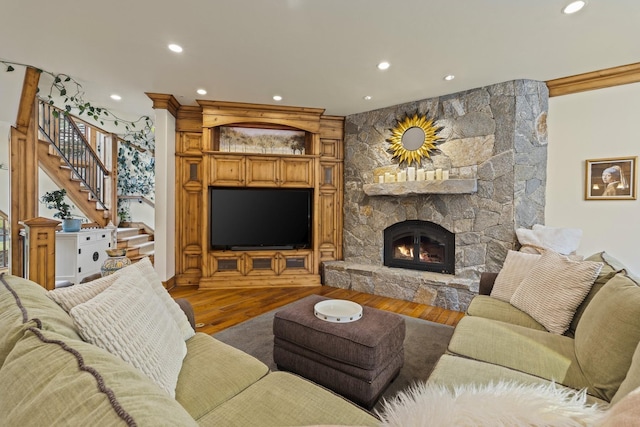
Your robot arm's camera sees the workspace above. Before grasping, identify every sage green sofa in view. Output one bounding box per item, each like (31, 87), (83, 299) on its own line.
(427, 251), (640, 410)
(0, 273), (378, 426)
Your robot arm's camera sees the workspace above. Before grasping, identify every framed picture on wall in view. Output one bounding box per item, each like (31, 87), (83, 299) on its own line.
(585, 156), (637, 200)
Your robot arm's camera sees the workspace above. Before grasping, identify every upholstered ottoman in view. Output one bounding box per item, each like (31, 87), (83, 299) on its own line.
(273, 294), (405, 408)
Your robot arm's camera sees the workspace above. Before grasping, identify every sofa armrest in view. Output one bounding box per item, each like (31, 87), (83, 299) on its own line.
(479, 272), (499, 295)
(175, 298), (196, 330)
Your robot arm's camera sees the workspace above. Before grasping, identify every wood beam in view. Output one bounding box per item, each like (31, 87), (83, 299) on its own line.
(15, 67), (41, 134)
(547, 62), (640, 97)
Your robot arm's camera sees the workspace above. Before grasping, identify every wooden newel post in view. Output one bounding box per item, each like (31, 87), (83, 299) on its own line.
(19, 217), (60, 290)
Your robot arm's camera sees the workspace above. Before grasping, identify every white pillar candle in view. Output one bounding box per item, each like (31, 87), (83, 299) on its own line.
(435, 168), (443, 180)
(378, 175), (384, 183)
(384, 172), (392, 183)
(426, 170), (435, 180)
(407, 167), (416, 181)
(442, 170), (449, 180)
(416, 169), (425, 181)
(388, 174), (396, 182)
(397, 171), (406, 182)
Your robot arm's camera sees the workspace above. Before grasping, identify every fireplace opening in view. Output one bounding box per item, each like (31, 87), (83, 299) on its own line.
(383, 220), (455, 274)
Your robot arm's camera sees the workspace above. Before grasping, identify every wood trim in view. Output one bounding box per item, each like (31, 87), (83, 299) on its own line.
(163, 275), (176, 290)
(145, 93), (181, 117)
(15, 67), (40, 134)
(547, 62), (640, 97)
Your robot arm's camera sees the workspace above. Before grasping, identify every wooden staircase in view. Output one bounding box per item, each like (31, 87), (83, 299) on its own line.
(117, 224), (154, 263)
(38, 139), (110, 226)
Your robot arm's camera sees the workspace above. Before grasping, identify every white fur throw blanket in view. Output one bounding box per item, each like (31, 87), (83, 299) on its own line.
(377, 381), (605, 427)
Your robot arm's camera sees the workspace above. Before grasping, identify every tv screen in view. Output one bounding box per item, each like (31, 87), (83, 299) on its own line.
(210, 187), (312, 250)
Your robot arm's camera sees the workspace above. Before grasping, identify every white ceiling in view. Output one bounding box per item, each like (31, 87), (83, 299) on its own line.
(1, 0), (639, 131)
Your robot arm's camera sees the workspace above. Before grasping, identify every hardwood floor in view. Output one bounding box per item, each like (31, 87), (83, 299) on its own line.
(169, 285), (465, 335)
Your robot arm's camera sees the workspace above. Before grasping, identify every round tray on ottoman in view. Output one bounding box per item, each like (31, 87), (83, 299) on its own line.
(314, 299), (363, 323)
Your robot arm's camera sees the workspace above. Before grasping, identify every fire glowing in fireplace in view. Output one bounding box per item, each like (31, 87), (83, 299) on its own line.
(394, 242), (443, 263)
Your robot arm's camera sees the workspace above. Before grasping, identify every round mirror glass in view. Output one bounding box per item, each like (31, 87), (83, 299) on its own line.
(401, 126), (425, 151)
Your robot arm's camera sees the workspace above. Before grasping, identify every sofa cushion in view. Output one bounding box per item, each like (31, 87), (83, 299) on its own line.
(0, 273), (82, 367)
(575, 271), (640, 401)
(69, 270), (187, 397)
(176, 333), (270, 420)
(466, 295), (547, 331)
(510, 250), (602, 335)
(490, 250), (541, 302)
(447, 316), (593, 394)
(0, 327), (196, 426)
(567, 251), (626, 337)
(426, 354), (608, 407)
(197, 371), (378, 426)
(49, 257), (195, 341)
(611, 341), (640, 405)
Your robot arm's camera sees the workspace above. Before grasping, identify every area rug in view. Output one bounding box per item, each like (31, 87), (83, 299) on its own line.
(212, 297), (455, 412)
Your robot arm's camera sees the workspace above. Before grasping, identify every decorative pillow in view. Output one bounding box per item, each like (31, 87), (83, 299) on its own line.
(49, 257), (195, 341)
(377, 380), (604, 427)
(516, 224), (582, 255)
(69, 270), (187, 397)
(490, 250), (541, 302)
(574, 271), (640, 402)
(510, 250), (602, 335)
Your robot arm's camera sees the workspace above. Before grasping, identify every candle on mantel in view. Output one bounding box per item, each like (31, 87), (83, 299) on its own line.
(384, 172), (392, 183)
(407, 167), (416, 181)
(435, 168), (443, 180)
(442, 170), (450, 180)
(426, 170), (435, 180)
(378, 175), (384, 183)
(416, 169), (426, 181)
(397, 171), (406, 182)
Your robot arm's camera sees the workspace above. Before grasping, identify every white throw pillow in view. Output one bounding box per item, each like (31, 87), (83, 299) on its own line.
(69, 270), (187, 397)
(510, 250), (603, 335)
(490, 250), (541, 302)
(48, 257), (195, 341)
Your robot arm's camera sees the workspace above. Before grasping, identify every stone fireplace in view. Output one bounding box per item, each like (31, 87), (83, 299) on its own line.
(323, 80), (549, 311)
(384, 220), (455, 274)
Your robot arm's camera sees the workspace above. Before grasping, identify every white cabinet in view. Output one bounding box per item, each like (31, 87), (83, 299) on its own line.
(55, 229), (112, 285)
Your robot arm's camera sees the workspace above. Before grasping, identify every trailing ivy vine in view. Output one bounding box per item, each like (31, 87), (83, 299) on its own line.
(2, 58), (156, 223)
(1, 59), (154, 146)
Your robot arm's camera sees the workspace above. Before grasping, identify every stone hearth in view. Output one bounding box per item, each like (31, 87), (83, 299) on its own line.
(323, 80), (549, 311)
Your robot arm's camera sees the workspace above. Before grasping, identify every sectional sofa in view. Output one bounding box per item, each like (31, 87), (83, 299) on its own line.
(0, 260), (378, 426)
(426, 251), (640, 417)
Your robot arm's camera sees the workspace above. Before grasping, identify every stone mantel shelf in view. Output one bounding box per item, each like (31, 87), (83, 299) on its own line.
(363, 179), (477, 196)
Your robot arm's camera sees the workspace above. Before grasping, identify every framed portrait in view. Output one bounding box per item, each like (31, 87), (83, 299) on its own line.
(585, 156), (637, 200)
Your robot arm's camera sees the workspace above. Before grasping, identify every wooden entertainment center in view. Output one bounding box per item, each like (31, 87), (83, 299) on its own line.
(174, 100), (344, 289)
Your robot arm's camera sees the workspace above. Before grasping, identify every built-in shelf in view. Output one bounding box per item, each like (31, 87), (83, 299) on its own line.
(363, 179), (477, 196)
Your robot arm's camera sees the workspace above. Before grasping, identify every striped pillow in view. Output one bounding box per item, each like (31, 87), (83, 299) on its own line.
(510, 250), (603, 335)
(490, 250), (541, 302)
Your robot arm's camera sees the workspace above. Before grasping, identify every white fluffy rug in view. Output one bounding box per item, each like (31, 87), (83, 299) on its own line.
(377, 381), (605, 427)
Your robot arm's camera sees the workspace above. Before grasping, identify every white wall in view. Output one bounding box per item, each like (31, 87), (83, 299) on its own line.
(547, 82), (640, 276)
(0, 122), (10, 215)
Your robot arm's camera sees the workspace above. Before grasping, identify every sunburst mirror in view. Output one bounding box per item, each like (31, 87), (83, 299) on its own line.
(387, 113), (443, 165)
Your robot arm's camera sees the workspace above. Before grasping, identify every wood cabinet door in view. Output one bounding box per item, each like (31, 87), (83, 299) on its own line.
(280, 157), (314, 187)
(246, 156), (279, 186)
(210, 155), (245, 186)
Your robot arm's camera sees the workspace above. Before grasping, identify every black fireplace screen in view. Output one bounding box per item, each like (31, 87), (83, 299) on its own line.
(383, 220), (455, 274)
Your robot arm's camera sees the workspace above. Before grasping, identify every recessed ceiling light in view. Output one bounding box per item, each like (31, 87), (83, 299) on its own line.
(443, 74), (455, 81)
(110, 94), (122, 101)
(196, 89), (207, 95)
(377, 61), (390, 71)
(562, 1), (586, 14)
(363, 95), (372, 100)
(273, 95), (283, 101)
(168, 44), (183, 53)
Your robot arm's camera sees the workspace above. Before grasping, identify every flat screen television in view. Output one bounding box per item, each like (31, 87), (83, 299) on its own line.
(209, 187), (312, 250)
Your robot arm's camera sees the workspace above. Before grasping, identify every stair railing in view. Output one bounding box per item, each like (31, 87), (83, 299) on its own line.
(38, 100), (110, 209)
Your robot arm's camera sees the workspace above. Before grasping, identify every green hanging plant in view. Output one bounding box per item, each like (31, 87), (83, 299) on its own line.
(1, 59), (154, 146)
